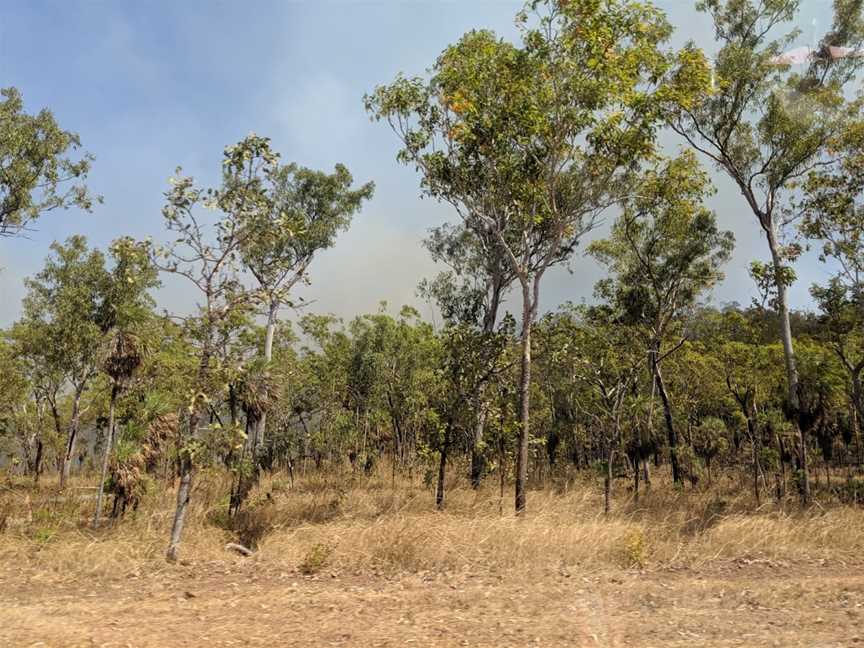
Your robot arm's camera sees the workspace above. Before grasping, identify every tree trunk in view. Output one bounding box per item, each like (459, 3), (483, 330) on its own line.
(851, 372), (864, 434)
(33, 438), (44, 485)
(166, 451), (194, 562)
(604, 450), (613, 515)
(93, 386), (118, 527)
(470, 282), (502, 490)
(166, 328), (212, 561)
(436, 425), (450, 511)
(651, 345), (680, 484)
(254, 299), (279, 452)
(765, 223), (807, 501)
(751, 427), (761, 506)
(470, 408), (487, 489)
(60, 393), (83, 489)
(515, 281), (533, 515)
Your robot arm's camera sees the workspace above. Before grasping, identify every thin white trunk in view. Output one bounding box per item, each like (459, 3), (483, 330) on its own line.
(93, 390), (117, 527)
(766, 222), (807, 501)
(254, 300), (279, 452)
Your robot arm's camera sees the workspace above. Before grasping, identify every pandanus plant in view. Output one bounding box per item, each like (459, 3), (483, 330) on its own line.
(228, 362), (278, 517)
(93, 330), (145, 527)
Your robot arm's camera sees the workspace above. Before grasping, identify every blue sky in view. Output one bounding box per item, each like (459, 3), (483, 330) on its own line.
(0, 0), (842, 327)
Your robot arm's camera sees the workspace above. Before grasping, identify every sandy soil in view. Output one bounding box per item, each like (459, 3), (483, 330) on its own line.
(2, 559), (863, 647)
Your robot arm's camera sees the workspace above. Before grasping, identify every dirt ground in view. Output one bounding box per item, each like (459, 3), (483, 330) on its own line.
(2, 559), (863, 648)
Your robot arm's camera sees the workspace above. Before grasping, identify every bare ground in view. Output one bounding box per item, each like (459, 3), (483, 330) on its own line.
(3, 560), (863, 647)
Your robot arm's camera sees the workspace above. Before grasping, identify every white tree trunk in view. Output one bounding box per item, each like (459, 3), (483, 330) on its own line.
(93, 390), (117, 526)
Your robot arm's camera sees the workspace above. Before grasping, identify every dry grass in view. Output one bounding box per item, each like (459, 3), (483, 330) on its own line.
(1, 464), (862, 581)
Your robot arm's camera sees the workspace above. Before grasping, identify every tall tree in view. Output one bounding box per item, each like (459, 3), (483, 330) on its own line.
(419, 222), (516, 486)
(802, 116), (864, 426)
(154, 139), (261, 562)
(232, 134), (373, 452)
(367, 0), (706, 512)
(665, 0), (864, 499)
(93, 237), (158, 526)
(0, 87), (98, 237)
(590, 152), (734, 483)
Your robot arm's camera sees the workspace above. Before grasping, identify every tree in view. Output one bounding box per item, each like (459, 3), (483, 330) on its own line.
(692, 416), (729, 483)
(233, 134), (373, 452)
(153, 139), (261, 562)
(14, 236), (111, 488)
(540, 305), (644, 512)
(93, 237), (158, 526)
(368, 0), (706, 512)
(665, 0), (864, 499)
(0, 87), (98, 237)
(801, 118), (864, 426)
(432, 320), (512, 508)
(590, 153), (734, 483)
(7, 321), (65, 483)
(0, 339), (30, 471)
(419, 222), (516, 487)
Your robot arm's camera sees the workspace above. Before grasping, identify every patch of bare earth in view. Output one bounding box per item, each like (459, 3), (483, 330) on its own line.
(3, 561), (863, 647)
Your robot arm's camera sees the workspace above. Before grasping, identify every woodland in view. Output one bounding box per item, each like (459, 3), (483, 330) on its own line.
(1, 0), (864, 586)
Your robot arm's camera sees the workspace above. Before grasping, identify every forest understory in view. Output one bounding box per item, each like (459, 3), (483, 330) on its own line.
(2, 466), (864, 647)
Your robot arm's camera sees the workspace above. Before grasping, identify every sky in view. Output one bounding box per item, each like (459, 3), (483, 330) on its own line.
(0, 0), (846, 328)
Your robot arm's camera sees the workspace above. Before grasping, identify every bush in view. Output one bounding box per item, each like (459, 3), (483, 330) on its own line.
(299, 542), (334, 574)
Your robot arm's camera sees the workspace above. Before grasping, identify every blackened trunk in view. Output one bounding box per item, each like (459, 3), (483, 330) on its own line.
(751, 424), (761, 507)
(515, 283), (533, 515)
(33, 439), (44, 484)
(60, 394), (83, 489)
(604, 451), (613, 515)
(651, 346), (680, 484)
(436, 426), (450, 511)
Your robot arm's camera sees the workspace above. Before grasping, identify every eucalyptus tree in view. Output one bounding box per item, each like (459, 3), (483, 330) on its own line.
(419, 222), (516, 486)
(93, 237), (158, 527)
(0, 87), (99, 238)
(231, 134), (373, 451)
(368, 0), (707, 512)
(153, 138), (263, 562)
(590, 153), (734, 483)
(14, 236), (111, 488)
(665, 0), (864, 497)
(801, 119), (864, 426)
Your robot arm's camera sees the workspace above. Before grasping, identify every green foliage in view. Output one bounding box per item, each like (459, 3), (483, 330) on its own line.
(590, 151), (734, 339)
(0, 87), (99, 237)
(15, 236), (110, 390)
(232, 133), (374, 309)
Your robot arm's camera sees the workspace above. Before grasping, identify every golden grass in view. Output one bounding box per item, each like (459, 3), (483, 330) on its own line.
(1, 464), (862, 580)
